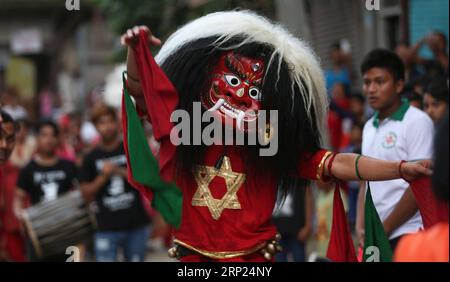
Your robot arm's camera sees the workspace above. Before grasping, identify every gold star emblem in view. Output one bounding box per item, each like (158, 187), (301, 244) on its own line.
(192, 156), (246, 220)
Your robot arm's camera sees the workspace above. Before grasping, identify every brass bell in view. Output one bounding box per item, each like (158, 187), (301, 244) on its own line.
(275, 233), (282, 241)
(267, 243), (276, 254)
(263, 252), (272, 261)
(168, 247), (178, 258)
(276, 244), (283, 252)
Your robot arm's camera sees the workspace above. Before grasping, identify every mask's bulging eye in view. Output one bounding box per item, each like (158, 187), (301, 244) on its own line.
(249, 87), (261, 101)
(224, 74), (241, 87)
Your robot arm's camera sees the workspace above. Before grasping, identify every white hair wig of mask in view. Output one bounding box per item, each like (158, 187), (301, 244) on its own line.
(155, 10), (328, 143)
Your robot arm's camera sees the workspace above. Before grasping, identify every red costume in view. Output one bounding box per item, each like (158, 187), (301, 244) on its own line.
(122, 11), (444, 263)
(123, 15), (331, 261)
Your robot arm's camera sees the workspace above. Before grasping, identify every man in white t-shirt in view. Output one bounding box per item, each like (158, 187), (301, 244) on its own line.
(356, 49), (434, 251)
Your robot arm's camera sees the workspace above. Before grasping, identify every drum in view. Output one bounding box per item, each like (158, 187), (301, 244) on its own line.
(22, 190), (97, 259)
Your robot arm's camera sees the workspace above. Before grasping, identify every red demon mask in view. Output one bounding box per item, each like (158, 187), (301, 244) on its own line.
(201, 51), (265, 131)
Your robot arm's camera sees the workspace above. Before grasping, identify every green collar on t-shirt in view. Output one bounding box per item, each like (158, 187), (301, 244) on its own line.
(373, 98), (410, 128)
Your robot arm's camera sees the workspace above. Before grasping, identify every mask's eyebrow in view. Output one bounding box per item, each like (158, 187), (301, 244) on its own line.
(253, 78), (263, 88)
(225, 53), (247, 80)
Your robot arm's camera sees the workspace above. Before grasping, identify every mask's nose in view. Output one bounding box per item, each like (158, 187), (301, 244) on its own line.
(224, 87), (252, 109)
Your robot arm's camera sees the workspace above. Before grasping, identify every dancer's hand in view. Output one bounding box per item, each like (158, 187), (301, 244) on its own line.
(120, 25), (161, 48)
(121, 26), (161, 110)
(400, 160), (433, 182)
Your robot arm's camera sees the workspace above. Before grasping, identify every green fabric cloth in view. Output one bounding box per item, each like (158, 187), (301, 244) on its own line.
(363, 186), (393, 262)
(123, 72), (182, 228)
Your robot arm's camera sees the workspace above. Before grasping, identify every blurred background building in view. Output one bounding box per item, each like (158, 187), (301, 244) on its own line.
(1, 0), (448, 119)
(0, 0), (115, 120)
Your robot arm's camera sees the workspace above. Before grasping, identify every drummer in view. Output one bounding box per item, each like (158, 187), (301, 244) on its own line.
(15, 120), (78, 261)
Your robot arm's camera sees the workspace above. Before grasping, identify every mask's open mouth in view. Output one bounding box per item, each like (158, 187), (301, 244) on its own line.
(201, 87), (259, 131)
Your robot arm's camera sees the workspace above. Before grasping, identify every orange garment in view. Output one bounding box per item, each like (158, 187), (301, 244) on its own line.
(394, 222), (449, 262)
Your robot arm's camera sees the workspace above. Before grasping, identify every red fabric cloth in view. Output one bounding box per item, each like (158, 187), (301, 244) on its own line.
(0, 163), (22, 233)
(409, 177), (449, 229)
(326, 184), (358, 262)
(122, 31), (174, 200)
(122, 30), (178, 206)
(128, 30), (329, 255)
(0, 231), (26, 262)
(0, 163), (26, 262)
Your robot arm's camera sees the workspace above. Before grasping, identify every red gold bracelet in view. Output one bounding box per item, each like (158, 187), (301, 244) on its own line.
(327, 153), (338, 180)
(317, 151), (333, 181)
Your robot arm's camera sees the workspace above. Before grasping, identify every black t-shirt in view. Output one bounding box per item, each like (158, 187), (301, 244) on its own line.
(272, 188), (306, 237)
(17, 159), (77, 205)
(79, 142), (150, 231)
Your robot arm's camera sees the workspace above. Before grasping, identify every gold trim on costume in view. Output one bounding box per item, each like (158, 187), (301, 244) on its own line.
(192, 156), (246, 220)
(173, 239), (267, 260)
(316, 151), (333, 181)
